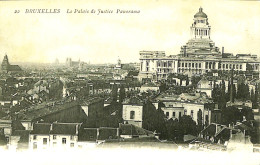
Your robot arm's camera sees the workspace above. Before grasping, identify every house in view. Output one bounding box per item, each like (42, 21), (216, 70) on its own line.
(196, 78), (213, 98)
(156, 92), (216, 125)
(122, 97), (143, 127)
(49, 123), (81, 149)
(29, 122), (81, 150)
(29, 123), (51, 150)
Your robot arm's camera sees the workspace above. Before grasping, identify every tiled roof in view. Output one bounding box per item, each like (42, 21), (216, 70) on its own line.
(98, 128), (118, 140)
(78, 128), (97, 141)
(119, 124), (153, 136)
(123, 97), (143, 105)
(80, 97), (103, 106)
(50, 123), (80, 135)
(30, 123), (51, 134)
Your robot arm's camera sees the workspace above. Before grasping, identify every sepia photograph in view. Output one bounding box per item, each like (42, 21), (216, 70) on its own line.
(0, 0), (260, 164)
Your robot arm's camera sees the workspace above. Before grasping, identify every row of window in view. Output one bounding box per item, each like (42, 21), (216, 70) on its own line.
(33, 135), (75, 141)
(165, 111), (209, 122)
(157, 61), (173, 68)
(179, 62), (202, 68)
(36, 137), (69, 146)
(165, 111), (181, 118)
(217, 63), (242, 70)
(195, 29), (209, 36)
(178, 68), (202, 74)
(33, 140), (75, 149)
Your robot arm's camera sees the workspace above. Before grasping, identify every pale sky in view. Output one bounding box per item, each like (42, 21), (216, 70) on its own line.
(0, 0), (260, 64)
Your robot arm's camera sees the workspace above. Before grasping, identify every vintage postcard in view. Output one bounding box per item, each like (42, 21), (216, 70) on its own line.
(0, 0), (259, 165)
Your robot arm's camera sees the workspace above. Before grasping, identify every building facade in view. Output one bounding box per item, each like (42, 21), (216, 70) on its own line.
(138, 8), (260, 81)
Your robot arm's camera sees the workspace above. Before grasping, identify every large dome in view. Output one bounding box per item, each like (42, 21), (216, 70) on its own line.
(194, 7), (207, 18)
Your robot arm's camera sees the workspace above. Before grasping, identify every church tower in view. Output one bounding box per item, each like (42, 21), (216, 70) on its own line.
(1, 54), (10, 72)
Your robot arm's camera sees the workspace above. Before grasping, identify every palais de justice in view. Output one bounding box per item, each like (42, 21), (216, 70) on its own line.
(138, 7), (260, 81)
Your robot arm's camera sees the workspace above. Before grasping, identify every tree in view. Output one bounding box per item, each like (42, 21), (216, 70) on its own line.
(159, 82), (167, 93)
(166, 118), (181, 141)
(241, 107), (254, 121)
(0, 130), (7, 146)
(253, 85), (258, 109)
(221, 106), (243, 125)
(142, 100), (167, 139)
(237, 83), (250, 101)
(197, 109), (203, 132)
(179, 115), (198, 137)
(219, 80), (227, 110)
(119, 85), (126, 103)
(111, 84), (118, 102)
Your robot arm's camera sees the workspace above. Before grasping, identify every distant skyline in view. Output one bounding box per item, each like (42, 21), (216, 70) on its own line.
(0, 0), (260, 64)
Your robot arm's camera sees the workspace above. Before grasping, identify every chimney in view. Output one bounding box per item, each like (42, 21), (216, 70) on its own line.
(50, 123), (53, 131)
(76, 124), (79, 135)
(222, 47), (224, 56)
(117, 128), (120, 137)
(230, 129), (232, 139)
(97, 128), (100, 141)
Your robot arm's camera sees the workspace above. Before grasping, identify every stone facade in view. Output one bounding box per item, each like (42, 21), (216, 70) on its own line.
(138, 8), (260, 81)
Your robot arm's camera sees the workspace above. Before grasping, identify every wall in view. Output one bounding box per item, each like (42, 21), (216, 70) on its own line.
(122, 104), (143, 127)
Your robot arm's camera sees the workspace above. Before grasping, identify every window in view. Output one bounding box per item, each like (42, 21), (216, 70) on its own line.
(43, 138), (48, 145)
(199, 63), (201, 68)
(33, 135), (37, 140)
(70, 136), (74, 140)
(184, 110), (187, 115)
(191, 110), (194, 119)
(166, 112), (169, 118)
(169, 104), (173, 107)
(70, 143), (74, 148)
(130, 111), (135, 119)
(53, 135), (56, 140)
(33, 142), (37, 149)
(179, 112), (182, 119)
(62, 138), (66, 144)
(240, 65), (242, 69)
(172, 112), (176, 117)
(205, 115), (209, 122)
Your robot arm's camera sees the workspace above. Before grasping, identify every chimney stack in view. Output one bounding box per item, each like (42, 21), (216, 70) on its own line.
(222, 47), (224, 56)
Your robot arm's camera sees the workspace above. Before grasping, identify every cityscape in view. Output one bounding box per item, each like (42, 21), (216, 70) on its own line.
(0, 2), (260, 165)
